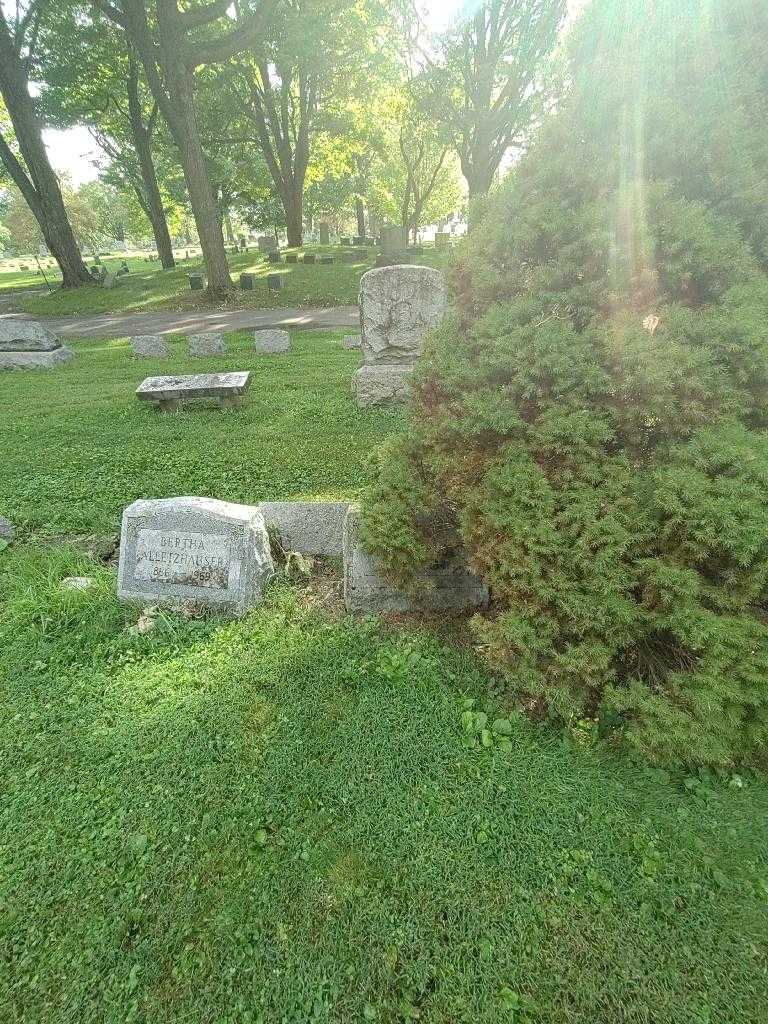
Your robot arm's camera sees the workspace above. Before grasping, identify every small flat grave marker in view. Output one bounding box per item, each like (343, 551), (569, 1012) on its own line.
(136, 371), (250, 411)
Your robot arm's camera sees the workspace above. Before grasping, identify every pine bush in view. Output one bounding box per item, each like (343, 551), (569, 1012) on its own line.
(361, 0), (768, 766)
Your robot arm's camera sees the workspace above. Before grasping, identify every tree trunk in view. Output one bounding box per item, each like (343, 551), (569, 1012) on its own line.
(355, 197), (365, 239)
(0, 15), (92, 287)
(127, 62), (175, 270)
(153, 3), (231, 295)
(284, 188), (303, 247)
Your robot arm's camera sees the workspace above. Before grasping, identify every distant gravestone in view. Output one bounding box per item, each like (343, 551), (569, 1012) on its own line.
(240, 272), (256, 290)
(340, 237), (352, 245)
(434, 232), (450, 249)
(341, 251), (358, 264)
(303, 253), (316, 265)
(188, 332), (226, 357)
(254, 329), (290, 354)
(189, 273), (205, 291)
(320, 255), (334, 265)
(130, 335), (170, 358)
(318, 223), (330, 245)
(118, 497), (275, 616)
(352, 265), (447, 407)
(0, 319), (74, 370)
(267, 273), (283, 291)
(343, 507), (488, 613)
(286, 253), (298, 264)
(380, 226), (408, 253)
(267, 251), (282, 264)
(258, 236), (278, 253)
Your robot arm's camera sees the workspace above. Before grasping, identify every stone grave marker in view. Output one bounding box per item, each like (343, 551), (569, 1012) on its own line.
(267, 273), (283, 291)
(319, 223), (330, 245)
(380, 225), (408, 253)
(0, 319), (74, 370)
(118, 497), (274, 616)
(189, 273), (205, 291)
(136, 371), (250, 411)
(343, 507), (488, 614)
(130, 335), (170, 358)
(259, 501), (349, 556)
(267, 251), (282, 264)
(240, 272), (256, 290)
(254, 329), (290, 354)
(303, 253), (316, 265)
(258, 236), (278, 253)
(188, 332), (226, 357)
(286, 253), (298, 264)
(352, 265), (447, 407)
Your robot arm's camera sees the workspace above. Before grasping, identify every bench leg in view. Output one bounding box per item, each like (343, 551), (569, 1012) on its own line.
(219, 396), (242, 410)
(158, 399), (180, 412)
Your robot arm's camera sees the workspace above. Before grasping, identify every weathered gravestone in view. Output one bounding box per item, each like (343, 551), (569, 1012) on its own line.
(136, 371), (251, 411)
(343, 507), (488, 614)
(240, 272), (256, 290)
(188, 332), (226, 357)
(0, 319), (74, 370)
(118, 497), (274, 616)
(267, 273), (284, 291)
(189, 273), (205, 291)
(254, 329), (290, 354)
(267, 251), (282, 264)
(303, 253), (317, 265)
(130, 334), (170, 358)
(258, 236), (278, 253)
(318, 223), (330, 245)
(352, 265), (447, 407)
(285, 253), (298, 264)
(434, 232), (450, 249)
(259, 501), (349, 556)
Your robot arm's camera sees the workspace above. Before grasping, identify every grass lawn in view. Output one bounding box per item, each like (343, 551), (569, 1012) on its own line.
(1, 334), (767, 1023)
(0, 245), (450, 317)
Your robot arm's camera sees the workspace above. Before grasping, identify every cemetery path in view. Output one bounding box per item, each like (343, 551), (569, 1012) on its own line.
(0, 306), (359, 340)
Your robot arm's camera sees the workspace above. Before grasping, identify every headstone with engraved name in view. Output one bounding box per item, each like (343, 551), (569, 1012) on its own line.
(118, 497), (274, 616)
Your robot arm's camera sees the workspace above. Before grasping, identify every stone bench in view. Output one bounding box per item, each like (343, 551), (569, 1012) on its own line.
(136, 371), (251, 412)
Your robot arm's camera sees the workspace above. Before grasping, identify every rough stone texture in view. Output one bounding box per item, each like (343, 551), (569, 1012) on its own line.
(188, 332), (226, 356)
(352, 364), (414, 406)
(0, 516), (14, 540)
(0, 347), (74, 370)
(240, 273), (256, 290)
(380, 225), (408, 253)
(136, 371), (250, 410)
(259, 501), (349, 556)
(254, 329), (290, 354)
(359, 265), (446, 367)
(130, 334), (170, 358)
(342, 334), (362, 349)
(0, 319), (60, 352)
(267, 274), (283, 291)
(118, 497), (274, 616)
(343, 507), (488, 614)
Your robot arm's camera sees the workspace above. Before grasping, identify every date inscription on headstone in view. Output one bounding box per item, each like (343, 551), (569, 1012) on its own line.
(134, 530), (231, 590)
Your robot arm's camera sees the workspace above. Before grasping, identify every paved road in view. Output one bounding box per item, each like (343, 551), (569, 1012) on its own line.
(0, 306), (359, 340)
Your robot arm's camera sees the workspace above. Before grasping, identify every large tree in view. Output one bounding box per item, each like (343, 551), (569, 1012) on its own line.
(40, 7), (178, 268)
(93, 0), (276, 296)
(0, 4), (92, 286)
(422, 0), (566, 199)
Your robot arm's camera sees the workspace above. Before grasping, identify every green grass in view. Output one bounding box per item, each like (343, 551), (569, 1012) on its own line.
(0, 246), (450, 316)
(1, 547), (767, 1023)
(0, 329), (398, 536)
(1, 333), (767, 1022)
